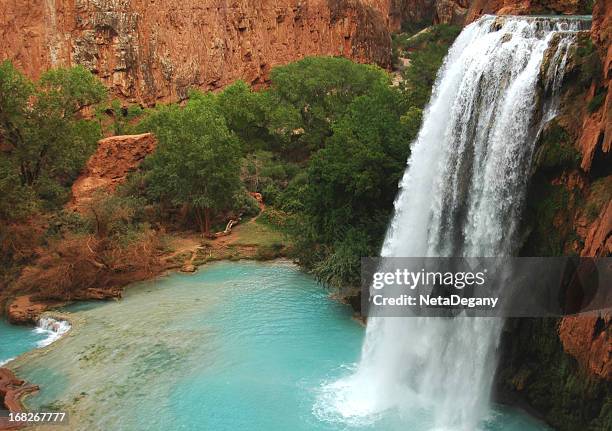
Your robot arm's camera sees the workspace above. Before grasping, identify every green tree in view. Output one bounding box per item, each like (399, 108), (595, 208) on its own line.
(266, 56), (391, 157)
(142, 95), (242, 235)
(0, 61), (106, 218)
(216, 81), (272, 152)
(285, 85), (420, 286)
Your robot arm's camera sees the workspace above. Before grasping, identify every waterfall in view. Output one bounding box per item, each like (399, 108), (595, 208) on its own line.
(316, 15), (591, 430)
(35, 316), (71, 348)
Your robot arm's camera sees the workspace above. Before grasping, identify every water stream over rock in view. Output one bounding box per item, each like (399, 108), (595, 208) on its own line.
(319, 14), (590, 431)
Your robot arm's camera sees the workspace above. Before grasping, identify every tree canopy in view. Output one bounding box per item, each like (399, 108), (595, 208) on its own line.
(0, 61), (106, 220)
(141, 94), (242, 235)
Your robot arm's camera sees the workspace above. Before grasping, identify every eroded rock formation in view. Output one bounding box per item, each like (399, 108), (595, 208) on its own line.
(70, 133), (156, 210)
(463, 0), (593, 23)
(0, 0), (394, 104)
(557, 0), (611, 382)
(6, 295), (53, 325)
(559, 314), (611, 379)
(0, 368), (39, 430)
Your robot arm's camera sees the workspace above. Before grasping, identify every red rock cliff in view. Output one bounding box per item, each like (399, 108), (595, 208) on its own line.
(0, 0), (393, 104)
(552, 0), (612, 381)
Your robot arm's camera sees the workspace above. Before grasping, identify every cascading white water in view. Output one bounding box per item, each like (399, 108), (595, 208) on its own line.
(316, 15), (591, 430)
(35, 316), (71, 347)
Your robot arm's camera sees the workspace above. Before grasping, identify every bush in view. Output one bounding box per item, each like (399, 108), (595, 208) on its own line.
(257, 208), (290, 231)
(13, 229), (162, 301)
(233, 190), (261, 218)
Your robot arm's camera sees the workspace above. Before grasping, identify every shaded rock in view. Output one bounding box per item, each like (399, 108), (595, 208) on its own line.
(180, 264), (197, 273)
(0, 368), (39, 430)
(0, 0), (394, 104)
(559, 313), (612, 380)
(70, 133), (156, 211)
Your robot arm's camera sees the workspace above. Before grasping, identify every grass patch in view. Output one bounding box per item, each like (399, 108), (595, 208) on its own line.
(231, 219), (288, 248)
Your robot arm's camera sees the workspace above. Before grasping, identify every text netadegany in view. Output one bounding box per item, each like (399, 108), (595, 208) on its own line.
(371, 294), (499, 308)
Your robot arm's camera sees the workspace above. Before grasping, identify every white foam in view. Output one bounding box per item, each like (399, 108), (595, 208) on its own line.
(35, 317), (71, 347)
(0, 357), (15, 367)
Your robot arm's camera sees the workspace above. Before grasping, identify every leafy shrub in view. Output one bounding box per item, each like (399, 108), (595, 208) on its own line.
(0, 61), (105, 221)
(233, 190), (261, 218)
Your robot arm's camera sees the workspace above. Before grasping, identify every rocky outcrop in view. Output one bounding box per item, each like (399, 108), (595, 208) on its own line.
(7, 296), (54, 325)
(500, 4), (611, 427)
(558, 0), (612, 384)
(70, 133), (156, 210)
(381, 0), (437, 30)
(463, 0), (592, 23)
(0, 368), (38, 430)
(0, 0), (393, 104)
(434, 0), (470, 24)
(589, 0), (611, 169)
(559, 313), (611, 380)
(414, 0), (596, 26)
(582, 201), (612, 256)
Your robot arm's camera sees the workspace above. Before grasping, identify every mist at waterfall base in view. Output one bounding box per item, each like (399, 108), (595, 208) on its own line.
(316, 15), (589, 431)
(7, 262), (544, 430)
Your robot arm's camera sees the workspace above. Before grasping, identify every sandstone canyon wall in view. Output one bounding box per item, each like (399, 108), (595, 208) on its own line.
(496, 3), (611, 428)
(0, 0), (394, 104)
(0, 0), (597, 106)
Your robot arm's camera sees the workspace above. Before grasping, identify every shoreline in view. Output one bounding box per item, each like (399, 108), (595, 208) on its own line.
(0, 311), (77, 431)
(1, 262), (555, 431)
(0, 253), (293, 425)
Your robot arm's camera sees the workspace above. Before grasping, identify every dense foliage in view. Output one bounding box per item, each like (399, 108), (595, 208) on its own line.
(131, 29), (459, 289)
(0, 61), (106, 220)
(395, 25), (462, 109)
(139, 94), (242, 235)
(1, 23), (458, 293)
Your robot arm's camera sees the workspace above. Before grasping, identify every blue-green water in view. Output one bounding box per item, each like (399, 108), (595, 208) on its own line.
(9, 261), (549, 430)
(0, 319), (49, 366)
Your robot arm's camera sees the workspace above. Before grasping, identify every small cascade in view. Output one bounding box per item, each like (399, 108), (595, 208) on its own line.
(35, 317), (71, 348)
(316, 14), (591, 430)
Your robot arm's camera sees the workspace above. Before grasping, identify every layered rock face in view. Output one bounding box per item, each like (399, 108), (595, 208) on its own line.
(462, 0), (593, 23)
(556, 0), (611, 382)
(425, 0), (594, 24)
(497, 4), (611, 427)
(0, 0), (392, 104)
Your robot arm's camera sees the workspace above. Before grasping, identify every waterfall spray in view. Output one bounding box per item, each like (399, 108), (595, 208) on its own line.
(316, 15), (591, 430)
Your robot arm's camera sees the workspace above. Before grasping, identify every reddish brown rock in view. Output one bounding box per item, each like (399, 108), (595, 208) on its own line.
(7, 295), (50, 325)
(463, 0), (589, 23)
(590, 0), (612, 158)
(559, 313), (612, 380)
(581, 201), (612, 257)
(378, 0), (437, 30)
(70, 133), (156, 210)
(0, 368), (39, 430)
(0, 0), (393, 104)
(435, 0), (470, 24)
